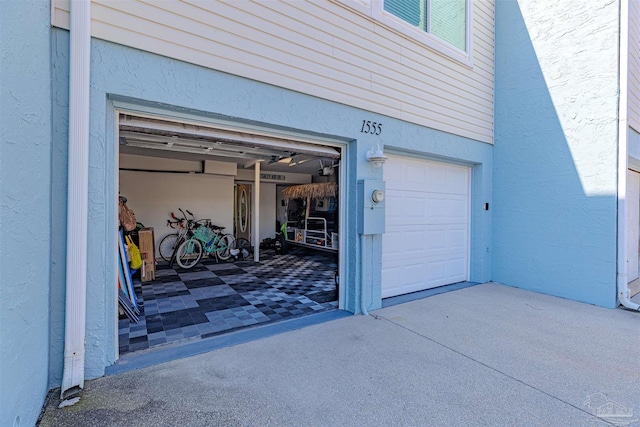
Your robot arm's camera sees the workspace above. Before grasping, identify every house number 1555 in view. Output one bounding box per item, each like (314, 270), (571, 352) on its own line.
(360, 120), (382, 135)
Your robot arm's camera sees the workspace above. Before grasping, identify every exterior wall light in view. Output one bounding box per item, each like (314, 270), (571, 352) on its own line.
(366, 144), (388, 168)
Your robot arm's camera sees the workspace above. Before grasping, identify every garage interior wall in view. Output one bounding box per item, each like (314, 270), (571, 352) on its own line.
(119, 154), (314, 251)
(119, 170), (235, 250)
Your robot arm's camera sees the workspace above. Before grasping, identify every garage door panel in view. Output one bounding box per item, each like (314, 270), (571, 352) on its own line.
(382, 229), (406, 260)
(426, 260), (447, 282)
(446, 167), (470, 194)
(426, 196), (449, 220)
(447, 257), (468, 280)
(383, 155), (470, 297)
(447, 197), (468, 220)
(388, 192), (467, 226)
(385, 193), (406, 221)
(383, 228), (428, 262)
(384, 158), (406, 183)
(386, 225), (466, 257)
(426, 229), (448, 251)
(406, 164), (427, 185)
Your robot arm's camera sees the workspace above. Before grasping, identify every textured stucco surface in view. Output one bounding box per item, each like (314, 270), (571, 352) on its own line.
(493, 0), (619, 307)
(48, 29), (492, 383)
(0, 1), (52, 426)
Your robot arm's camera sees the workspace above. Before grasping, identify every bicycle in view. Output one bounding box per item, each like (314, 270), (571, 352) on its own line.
(161, 209), (211, 267)
(158, 208), (194, 262)
(175, 224), (236, 269)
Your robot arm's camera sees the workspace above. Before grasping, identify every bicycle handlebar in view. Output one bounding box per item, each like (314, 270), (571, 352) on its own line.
(167, 209), (198, 229)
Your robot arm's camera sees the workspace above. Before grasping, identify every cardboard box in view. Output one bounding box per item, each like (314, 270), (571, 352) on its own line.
(140, 254), (155, 282)
(138, 228), (156, 282)
(138, 227), (155, 254)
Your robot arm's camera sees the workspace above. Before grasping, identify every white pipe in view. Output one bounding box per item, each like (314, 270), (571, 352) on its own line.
(617, 0), (640, 311)
(61, 0), (91, 398)
(360, 234), (369, 315)
(254, 162), (261, 262)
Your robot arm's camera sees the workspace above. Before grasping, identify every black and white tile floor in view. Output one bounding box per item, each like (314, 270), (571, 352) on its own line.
(119, 247), (338, 354)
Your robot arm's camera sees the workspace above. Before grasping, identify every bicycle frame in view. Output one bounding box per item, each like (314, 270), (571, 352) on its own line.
(191, 231), (229, 258)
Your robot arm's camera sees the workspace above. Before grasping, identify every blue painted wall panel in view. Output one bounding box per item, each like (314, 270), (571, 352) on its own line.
(629, 127), (640, 171)
(0, 1), (52, 425)
(47, 30), (492, 381)
(493, 1), (618, 308)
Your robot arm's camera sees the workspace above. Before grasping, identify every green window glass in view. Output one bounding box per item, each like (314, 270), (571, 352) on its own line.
(430, 0), (466, 51)
(383, 0), (421, 27)
(383, 0), (467, 52)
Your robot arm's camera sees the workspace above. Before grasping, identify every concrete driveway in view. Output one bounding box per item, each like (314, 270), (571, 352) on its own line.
(38, 283), (640, 426)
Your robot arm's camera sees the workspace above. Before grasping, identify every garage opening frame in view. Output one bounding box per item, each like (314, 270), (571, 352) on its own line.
(109, 99), (351, 362)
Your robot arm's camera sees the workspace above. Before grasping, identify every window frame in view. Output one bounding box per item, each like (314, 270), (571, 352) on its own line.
(335, 0), (473, 67)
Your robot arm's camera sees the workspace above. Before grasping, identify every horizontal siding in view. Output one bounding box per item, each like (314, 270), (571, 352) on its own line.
(630, 0), (640, 133)
(52, 0), (495, 143)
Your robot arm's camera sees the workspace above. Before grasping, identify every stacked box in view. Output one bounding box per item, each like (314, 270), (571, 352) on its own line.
(138, 227), (156, 282)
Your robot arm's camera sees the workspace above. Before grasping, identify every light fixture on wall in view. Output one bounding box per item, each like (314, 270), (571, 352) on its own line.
(366, 144), (388, 168)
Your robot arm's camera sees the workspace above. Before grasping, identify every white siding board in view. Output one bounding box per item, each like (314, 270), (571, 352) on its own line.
(159, 1), (335, 58)
(53, 6), (70, 28)
(400, 99), (492, 134)
(370, 69), (494, 119)
(152, 2), (492, 110)
(475, 0), (495, 23)
(274, 1), (410, 65)
(98, 1), (347, 78)
(332, 42), (493, 110)
(94, 21), (400, 112)
(52, 0), (495, 144)
(370, 67), (493, 118)
(91, 4), (380, 95)
(400, 52), (493, 98)
(90, 20), (405, 117)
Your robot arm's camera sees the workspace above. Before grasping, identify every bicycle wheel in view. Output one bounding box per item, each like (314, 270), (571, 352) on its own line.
(234, 238), (252, 260)
(176, 238), (203, 269)
(158, 233), (179, 262)
(216, 234), (235, 260)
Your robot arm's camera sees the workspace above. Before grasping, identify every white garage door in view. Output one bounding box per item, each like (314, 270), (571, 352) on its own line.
(382, 155), (470, 298)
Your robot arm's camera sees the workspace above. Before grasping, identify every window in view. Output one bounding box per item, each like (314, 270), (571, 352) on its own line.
(383, 0), (467, 51)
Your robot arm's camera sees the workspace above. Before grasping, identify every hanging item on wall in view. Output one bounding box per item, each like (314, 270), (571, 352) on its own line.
(126, 235), (143, 270)
(119, 197), (137, 232)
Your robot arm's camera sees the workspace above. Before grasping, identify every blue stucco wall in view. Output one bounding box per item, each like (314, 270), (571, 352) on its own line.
(49, 29), (492, 381)
(0, 1), (52, 426)
(493, 0), (619, 307)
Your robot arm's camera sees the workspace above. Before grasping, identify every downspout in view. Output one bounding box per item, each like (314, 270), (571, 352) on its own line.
(61, 0), (92, 398)
(617, 0), (640, 311)
(360, 234), (369, 315)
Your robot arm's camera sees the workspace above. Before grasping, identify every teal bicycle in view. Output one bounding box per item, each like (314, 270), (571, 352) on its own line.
(175, 225), (236, 269)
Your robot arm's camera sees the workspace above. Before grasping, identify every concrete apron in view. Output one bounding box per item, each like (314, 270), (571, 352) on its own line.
(39, 283), (639, 427)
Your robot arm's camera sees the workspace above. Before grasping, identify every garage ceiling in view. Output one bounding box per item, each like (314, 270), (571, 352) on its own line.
(119, 114), (340, 175)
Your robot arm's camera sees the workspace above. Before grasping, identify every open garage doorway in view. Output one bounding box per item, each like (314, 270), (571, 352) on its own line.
(115, 112), (343, 356)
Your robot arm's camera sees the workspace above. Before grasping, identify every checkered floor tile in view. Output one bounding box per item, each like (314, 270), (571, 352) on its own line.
(119, 247), (338, 354)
